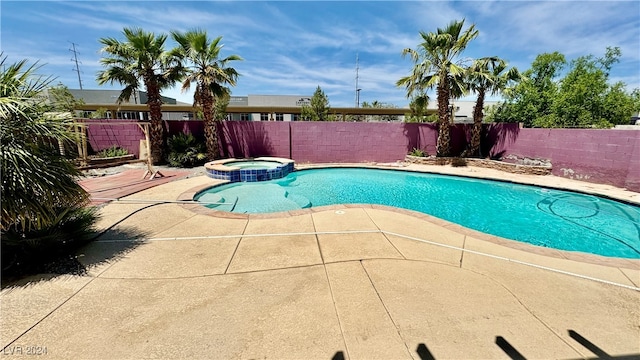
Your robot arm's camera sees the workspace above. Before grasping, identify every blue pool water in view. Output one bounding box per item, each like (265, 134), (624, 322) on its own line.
(225, 160), (282, 170)
(196, 168), (640, 258)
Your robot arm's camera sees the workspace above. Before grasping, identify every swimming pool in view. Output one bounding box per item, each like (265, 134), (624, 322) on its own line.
(196, 168), (640, 259)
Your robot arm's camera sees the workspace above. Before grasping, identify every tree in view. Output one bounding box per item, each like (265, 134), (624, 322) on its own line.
(360, 100), (399, 122)
(487, 48), (639, 128)
(1, 56), (97, 271)
(47, 83), (85, 156)
(48, 83), (85, 113)
(97, 27), (183, 164)
(214, 93), (231, 121)
(397, 19), (478, 156)
(464, 57), (521, 157)
(547, 48), (635, 128)
(404, 95), (435, 123)
(487, 52), (565, 127)
(170, 30), (242, 160)
(301, 86), (330, 121)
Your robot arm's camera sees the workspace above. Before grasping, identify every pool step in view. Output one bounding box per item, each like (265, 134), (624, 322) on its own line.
(286, 193), (311, 209)
(198, 193), (225, 205)
(277, 175), (298, 186)
(198, 193), (239, 210)
(196, 183), (309, 213)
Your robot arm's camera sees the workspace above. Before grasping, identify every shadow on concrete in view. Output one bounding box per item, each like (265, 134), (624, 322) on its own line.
(496, 330), (640, 360)
(1, 226), (147, 290)
(331, 343), (438, 360)
(75, 226), (149, 272)
(416, 343), (437, 360)
(496, 336), (526, 360)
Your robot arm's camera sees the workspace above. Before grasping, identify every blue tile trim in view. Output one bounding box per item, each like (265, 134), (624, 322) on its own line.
(206, 160), (295, 183)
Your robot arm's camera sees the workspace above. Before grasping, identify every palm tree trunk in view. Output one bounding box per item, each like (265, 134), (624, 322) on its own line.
(436, 79), (451, 157)
(201, 90), (219, 161)
(145, 77), (165, 165)
(470, 90), (485, 157)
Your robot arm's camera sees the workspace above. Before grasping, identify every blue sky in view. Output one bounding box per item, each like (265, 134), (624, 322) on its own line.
(2, 1), (639, 107)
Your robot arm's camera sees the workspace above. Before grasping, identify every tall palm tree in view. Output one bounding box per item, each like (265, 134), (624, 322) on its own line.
(397, 19), (478, 156)
(170, 30), (242, 160)
(464, 57), (522, 157)
(97, 27), (183, 164)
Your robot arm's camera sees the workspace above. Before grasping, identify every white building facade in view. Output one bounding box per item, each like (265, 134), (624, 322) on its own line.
(227, 95), (311, 122)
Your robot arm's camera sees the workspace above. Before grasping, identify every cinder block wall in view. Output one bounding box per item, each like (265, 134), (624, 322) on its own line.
(290, 122), (425, 163)
(83, 119), (640, 192)
(84, 119), (144, 157)
(488, 124), (640, 191)
(219, 121), (290, 159)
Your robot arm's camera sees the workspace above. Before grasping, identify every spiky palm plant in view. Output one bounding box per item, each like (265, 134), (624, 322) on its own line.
(397, 19), (478, 156)
(1, 55), (98, 272)
(170, 30), (242, 160)
(166, 132), (206, 167)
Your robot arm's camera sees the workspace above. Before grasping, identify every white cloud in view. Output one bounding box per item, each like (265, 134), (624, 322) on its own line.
(3, 1), (637, 107)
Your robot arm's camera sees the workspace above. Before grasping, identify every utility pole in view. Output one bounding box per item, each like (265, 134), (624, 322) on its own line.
(355, 53), (361, 108)
(69, 42), (83, 89)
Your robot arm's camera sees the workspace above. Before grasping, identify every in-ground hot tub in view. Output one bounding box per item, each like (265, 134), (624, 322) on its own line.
(204, 157), (295, 182)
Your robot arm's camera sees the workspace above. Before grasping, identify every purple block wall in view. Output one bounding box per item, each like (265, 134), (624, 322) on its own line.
(488, 124), (640, 191)
(166, 120), (204, 138)
(417, 124), (438, 155)
(83, 119), (640, 192)
(290, 122), (429, 163)
(219, 121), (290, 159)
(85, 119), (144, 157)
(627, 134), (640, 191)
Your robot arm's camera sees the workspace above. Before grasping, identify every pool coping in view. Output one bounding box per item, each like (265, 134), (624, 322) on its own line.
(177, 163), (640, 270)
(204, 156), (295, 172)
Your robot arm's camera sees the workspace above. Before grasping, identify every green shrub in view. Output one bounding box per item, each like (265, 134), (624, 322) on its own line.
(2, 203), (99, 277)
(1, 56), (99, 279)
(166, 132), (206, 168)
(96, 146), (129, 158)
(409, 148), (427, 157)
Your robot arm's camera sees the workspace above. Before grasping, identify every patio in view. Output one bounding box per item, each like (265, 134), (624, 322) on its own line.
(1, 164), (638, 359)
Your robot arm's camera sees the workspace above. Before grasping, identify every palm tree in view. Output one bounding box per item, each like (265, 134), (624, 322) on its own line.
(97, 27), (183, 164)
(1, 55), (88, 231)
(397, 19), (478, 156)
(1, 56), (98, 271)
(464, 57), (522, 157)
(170, 30), (242, 160)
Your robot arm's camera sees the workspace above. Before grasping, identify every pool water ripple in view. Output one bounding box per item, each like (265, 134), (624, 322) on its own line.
(196, 168), (640, 258)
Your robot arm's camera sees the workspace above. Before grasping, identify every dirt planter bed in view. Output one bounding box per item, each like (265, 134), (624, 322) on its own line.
(404, 155), (552, 176)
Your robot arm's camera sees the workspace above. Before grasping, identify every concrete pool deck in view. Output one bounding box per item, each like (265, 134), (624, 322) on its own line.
(2, 163), (639, 359)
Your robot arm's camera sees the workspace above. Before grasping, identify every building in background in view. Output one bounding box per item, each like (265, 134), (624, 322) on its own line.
(226, 95), (310, 121)
(62, 88), (492, 123)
